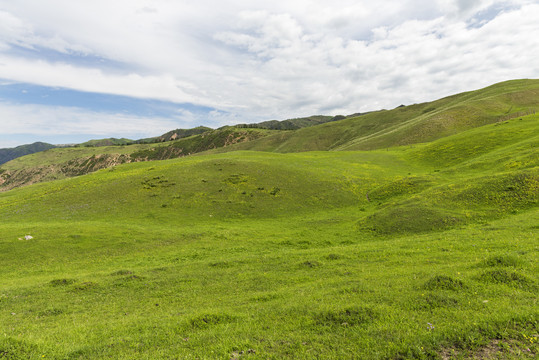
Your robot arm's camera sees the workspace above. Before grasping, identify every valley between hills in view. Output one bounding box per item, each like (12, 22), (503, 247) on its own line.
(0, 79), (537, 359)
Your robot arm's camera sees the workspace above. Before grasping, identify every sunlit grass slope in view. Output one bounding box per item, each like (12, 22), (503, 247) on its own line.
(225, 79), (539, 153)
(0, 110), (537, 358)
(1, 128), (275, 171)
(0, 128), (276, 191)
(2, 79), (537, 193)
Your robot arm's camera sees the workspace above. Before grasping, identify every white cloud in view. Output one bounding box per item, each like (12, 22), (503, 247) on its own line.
(0, 139), (24, 149)
(208, 2), (539, 116)
(0, 0), (537, 144)
(0, 55), (208, 105)
(0, 102), (181, 137)
(0, 9), (90, 55)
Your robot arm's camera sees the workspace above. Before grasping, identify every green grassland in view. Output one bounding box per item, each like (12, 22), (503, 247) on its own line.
(0, 142), (57, 166)
(220, 79), (539, 153)
(0, 128), (276, 172)
(0, 128), (277, 191)
(1, 79), (537, 192)
(77, 138), (135, 147)
(0, 81), (538, 359)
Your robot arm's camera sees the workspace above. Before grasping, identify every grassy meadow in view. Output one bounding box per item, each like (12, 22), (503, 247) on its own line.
(0, 84), (538, 359)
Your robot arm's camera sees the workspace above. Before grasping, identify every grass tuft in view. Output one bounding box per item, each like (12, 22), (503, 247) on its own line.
(72, 281), (99, 291)
(423, 275), (465, 291)
(359, 204), (463, 235)
(413, 293), (460, 310)
(477, 270), (535, 289)
(314, 306), (377, 327)
(49, 278), (76, 287)
(188, 313), (237, 329)
(110, 270), (133, 276)
(38, 308), (65, 317)
(481, 254), (525, 268)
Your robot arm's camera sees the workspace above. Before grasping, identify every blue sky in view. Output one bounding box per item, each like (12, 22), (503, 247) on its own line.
(0, 0), (538, 148)
(0, 83), (219, 146)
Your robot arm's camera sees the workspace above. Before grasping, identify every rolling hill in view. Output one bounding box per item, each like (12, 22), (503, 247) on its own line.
(2, 79), (538, 192)
(235, 114), (347, 130)
(221, 79), (539, 153)
(0, 127), (276, 191)
(0, 113), (350, 187)
(0, 79), (537, 359)
(77, 138), (135, 147)
(0, 142), (56, 166)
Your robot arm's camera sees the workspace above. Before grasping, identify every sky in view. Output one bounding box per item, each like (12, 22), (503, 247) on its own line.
(0, 0), (538, 148)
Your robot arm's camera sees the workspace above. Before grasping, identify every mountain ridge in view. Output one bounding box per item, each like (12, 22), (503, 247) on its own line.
(0, 142), (57, 166)
(1, 79), (538, 192)
(0, 114), (347, 164)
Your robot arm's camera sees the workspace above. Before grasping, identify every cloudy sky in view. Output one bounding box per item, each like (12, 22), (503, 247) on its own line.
(0, 0), (538, 147)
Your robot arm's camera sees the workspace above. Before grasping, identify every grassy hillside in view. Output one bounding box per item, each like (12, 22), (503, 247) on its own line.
(236, 115), (341, 130)
(0, 142), (56, 165)
(0, 144), (149, 191)
(78, 138), (134, 147)
(222, 79), (539, 153)
(137, 126), (213, 143)
(0, 109), (537, 358)
(130, 127), (274, 161)
(2, 80), (537, 192)
(0, 127), (277, 191)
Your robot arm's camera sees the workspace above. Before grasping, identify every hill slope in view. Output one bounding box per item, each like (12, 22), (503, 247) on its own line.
(0, 142), (56, 165)
(236, 115), (345, 130)
(78, 138), (134, 147)
(0, 127), (277, 191)
(2, 113), (536, 230)
(222, 79), (539, 152)
(2, 79), (537, 192)
(0, 109), (537, 358)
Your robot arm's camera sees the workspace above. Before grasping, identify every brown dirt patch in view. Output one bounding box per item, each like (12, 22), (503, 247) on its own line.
(440, 339), (536, 359)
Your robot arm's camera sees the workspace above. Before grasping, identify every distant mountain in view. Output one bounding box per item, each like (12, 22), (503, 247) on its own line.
(146, 115), (345, 141)
(137, 126), (213, 143)
(0, 142), (56, 165)
(0, 127), (273, 190)
(77, 138), (134, 147)
(129, 127), (271, 161)
(236, 115), (347, 130)
(75, 116), (346, 149)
